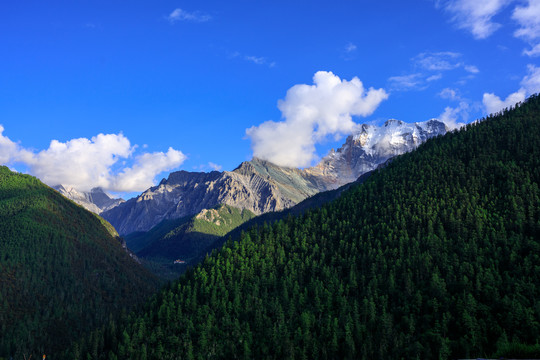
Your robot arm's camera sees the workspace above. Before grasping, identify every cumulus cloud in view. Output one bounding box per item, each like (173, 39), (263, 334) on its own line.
(483, 90), (526, 114)
(439, 101), (470, 129)
(437, 88), (473, 129)
(0, 130), (186, 193)
(437, 0), (511, 39)
(512, 0), (540, 56)
(482, 64), (540, 114)
(0, 126), (21, 164)
(167, 8), (211, 23)
(246, 71), (388, 168)
(112, 147), (186, 192)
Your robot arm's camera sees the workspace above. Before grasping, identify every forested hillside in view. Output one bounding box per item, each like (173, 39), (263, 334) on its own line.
(74, 95), (540, 359)
(0, 168), (159, 358)
(129, 204), (256, 279)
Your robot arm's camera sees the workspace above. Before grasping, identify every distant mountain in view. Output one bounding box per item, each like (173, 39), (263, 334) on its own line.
(0, 167), (158, 358)
(102, 119), (447, 235)
(53, 185), (124, 214)
(102, 158), (330, 235)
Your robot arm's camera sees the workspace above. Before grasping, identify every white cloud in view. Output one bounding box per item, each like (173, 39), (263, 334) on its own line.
(245, 55), (275, 67)
(414, 51), (462, 71)
(512, 0), (540, 56)
(524, 43), (540, 56)
(0, 125), (21, 165)
(482, 64), (540, 114)
(208, 162), (222, 171)
(23, 134), (133, 191)
(167, 8), (211, 23)
(438, 0), (511, 39)
(390, 52), (478, 91)
(113, 148), (186, 192)
(388, 73), (425, 90)
(345, 42), (357, 53)
(438, 101), (470, 129)
(483, 90), (526, 114)
(439, 88), (460, 100)
(0, 130), (186, 193)
(246, 71), (388, 168)
(465, 65), (480, 73)
(426, 74), (443, 82)
(521, 64), (540, 93)
(245, 56), (265, 65)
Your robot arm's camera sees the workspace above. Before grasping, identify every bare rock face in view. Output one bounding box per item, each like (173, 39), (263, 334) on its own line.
(102, 119), (447, 235)
(53, 185), (125, 214)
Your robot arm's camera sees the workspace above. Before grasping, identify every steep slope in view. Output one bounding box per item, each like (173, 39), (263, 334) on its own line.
(73, 95), (540, 359)
(103, 120), (446, 235)
(53, 185), (124, 214)
(0, 168), (159, 358)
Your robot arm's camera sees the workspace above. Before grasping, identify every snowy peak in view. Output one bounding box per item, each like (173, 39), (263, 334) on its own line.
(53, 185), (124, 214)
(305, 119), (448, 188)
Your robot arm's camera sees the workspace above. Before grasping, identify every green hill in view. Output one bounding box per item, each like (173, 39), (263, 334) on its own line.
(127, 204), (256, 279)
(0, 167), (159, 358)
(74, 95), (540, 359)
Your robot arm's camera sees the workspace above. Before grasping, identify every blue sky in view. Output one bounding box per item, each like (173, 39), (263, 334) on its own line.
(1, 0), (539, 197)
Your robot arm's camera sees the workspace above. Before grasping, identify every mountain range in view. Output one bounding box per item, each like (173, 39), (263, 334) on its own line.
(101, 119), (447, 235)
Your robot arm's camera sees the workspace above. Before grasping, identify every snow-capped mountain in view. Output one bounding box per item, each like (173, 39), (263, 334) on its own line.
(305, 119), (448, 188)
(102, 119), (447, 235)
(53, 185), (125, 214)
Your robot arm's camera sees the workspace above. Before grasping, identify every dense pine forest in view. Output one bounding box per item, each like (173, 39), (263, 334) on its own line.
(0, 169), (159, 358)
(68, 95), (540, 359)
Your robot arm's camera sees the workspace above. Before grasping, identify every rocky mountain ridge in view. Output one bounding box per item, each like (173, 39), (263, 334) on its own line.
(102, 119), (447, 235)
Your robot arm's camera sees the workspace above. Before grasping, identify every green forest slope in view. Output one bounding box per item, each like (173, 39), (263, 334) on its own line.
(0, 168), (159, 358)
(75, 95), (540, 359)
(127, 204), (256, 279)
